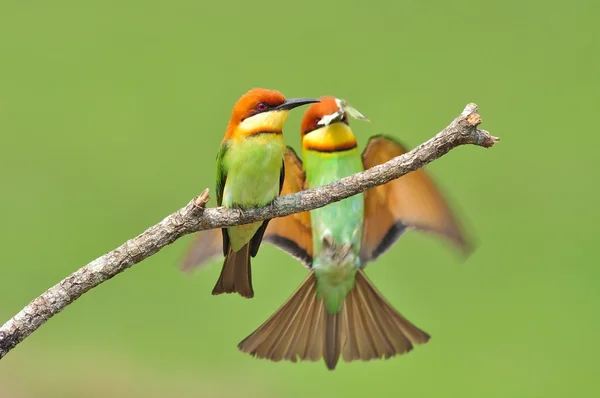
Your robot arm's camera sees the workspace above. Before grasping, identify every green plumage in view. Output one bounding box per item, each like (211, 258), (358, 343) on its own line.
(217, 134), (286, 252)
(302, 147), (365, 314)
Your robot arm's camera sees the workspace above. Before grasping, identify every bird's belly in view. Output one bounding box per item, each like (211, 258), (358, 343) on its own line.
(312, 201), (363, 246)
(221, 136), (284, 251)
(305, 151), (365, 267)
(225, 168), (281, 207)
(222, 136), (285, 208)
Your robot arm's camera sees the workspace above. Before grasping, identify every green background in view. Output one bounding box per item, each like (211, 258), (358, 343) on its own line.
(1, 1), (598, 397)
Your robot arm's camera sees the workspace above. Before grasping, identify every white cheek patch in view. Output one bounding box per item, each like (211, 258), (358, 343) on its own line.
(317, 98), (371, 126)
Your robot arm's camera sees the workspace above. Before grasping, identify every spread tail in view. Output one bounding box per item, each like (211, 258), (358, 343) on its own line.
(238, 269), (430, 370)
(212, 243), (253, 298)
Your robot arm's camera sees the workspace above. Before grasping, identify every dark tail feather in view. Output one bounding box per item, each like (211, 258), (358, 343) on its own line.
(324, 312), (341, 370)
(238, 269), (429, 370)
(212, 243), (253, 298)
(343, 269), (430, 362)
(238, 272), (320, 364)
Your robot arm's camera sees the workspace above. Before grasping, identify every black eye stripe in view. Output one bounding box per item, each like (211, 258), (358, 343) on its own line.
(241, 102), (277, 121)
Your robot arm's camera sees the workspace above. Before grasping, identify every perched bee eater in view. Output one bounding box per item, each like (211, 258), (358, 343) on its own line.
(238, 97), (471, 369)
(209, 88), (318, 299)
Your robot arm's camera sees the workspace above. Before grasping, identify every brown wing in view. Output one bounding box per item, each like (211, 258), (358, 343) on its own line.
(262, 146), (313, 269)
(179, 227), (224, 273)
(179, 146), (313, 273)
(360, 135), (471, 265)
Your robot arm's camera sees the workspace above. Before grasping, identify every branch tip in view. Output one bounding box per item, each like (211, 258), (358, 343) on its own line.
(476, 130), (500, 148)
(194, 189), (211, 208)
(461, 103), (479, 117)
(487, 135), (500, 146)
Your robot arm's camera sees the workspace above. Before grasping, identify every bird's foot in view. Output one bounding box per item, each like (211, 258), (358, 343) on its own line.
(231, 205), (245, 219)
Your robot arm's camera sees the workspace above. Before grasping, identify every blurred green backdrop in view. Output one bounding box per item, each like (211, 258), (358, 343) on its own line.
(1, 0), (598, 397)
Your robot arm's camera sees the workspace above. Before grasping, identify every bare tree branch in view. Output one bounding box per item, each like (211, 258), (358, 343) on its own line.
(0, 103), (498, 360)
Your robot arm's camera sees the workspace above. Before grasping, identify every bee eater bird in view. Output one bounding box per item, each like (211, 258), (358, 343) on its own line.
(240, 97), (472, 369)
(180, 97), (470, 369)
(208, 88), (318, 299)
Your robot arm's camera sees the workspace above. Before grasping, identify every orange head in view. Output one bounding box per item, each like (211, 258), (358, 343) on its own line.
(300, 96), (368, 152)
(300, 97), (348, 136)
(224, 88), (319, 140)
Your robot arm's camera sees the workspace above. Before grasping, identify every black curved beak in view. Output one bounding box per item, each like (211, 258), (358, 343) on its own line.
(274, 98), (320, 111)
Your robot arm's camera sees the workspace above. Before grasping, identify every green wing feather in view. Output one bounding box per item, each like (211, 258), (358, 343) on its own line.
(215, 141), (229, 207)
(216, 141), (229, 256)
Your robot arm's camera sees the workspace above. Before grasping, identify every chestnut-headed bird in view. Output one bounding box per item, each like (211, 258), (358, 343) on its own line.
(181, 97), (470, 369)
(238, 97), (472, 369)
(209, 88), (318, 299)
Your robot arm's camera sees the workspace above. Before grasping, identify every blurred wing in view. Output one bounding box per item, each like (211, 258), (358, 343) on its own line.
(360, 135), (471, 265)
(262, 146), (313, 269)
(179, 228), (224, 272)
(179, 142), (229, 273)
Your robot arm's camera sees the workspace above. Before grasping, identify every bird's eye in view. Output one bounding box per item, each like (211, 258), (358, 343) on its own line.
(256, 102), (267, 111)
(315, 117), (320, 125)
